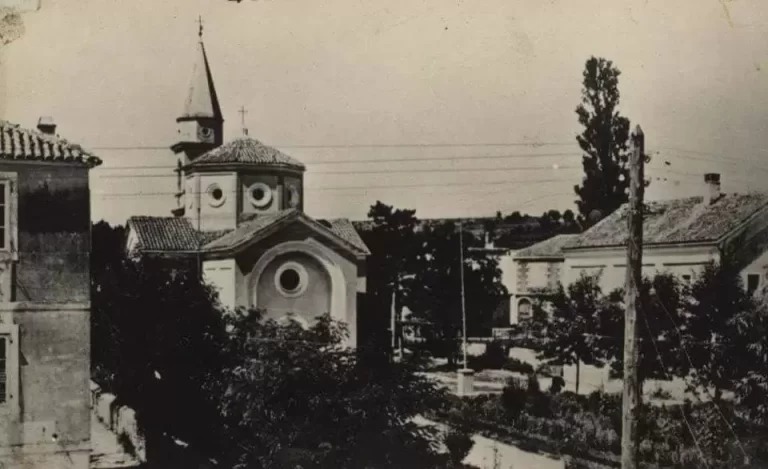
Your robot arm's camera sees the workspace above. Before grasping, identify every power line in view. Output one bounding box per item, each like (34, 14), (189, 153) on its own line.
(91, 152), (581, 171)
(89, 141), (577, 151)
(93, 165), (580, 179)
(90, 177), (579, 198)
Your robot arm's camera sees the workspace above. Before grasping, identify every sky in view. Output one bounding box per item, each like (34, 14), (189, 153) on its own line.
(1, 0), (768, 224)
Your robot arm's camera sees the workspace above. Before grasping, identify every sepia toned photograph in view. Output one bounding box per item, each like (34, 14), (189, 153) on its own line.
(1, 1), (768, 468)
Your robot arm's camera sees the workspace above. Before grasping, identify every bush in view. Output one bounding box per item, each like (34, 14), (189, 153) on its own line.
(443, 427), (474, 466)
(549, 376), (565, 394)
(501, 377), (527, 419)
(468, 340), (508, 371)
(502, 357), (535, 374)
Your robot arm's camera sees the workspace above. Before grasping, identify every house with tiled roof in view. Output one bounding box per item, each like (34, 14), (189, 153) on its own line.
(0, 118), (102, 468)
(561, 173), (768, 295)
(125, 29), (369, 347)
(498, 173), (768, 331)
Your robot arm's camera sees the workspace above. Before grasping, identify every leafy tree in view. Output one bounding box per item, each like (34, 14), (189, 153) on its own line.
(600, 273), (688, 393)
(91, 229), (228, 468)
(210, 310), (449, 469)
(404, 221), (507, 366)
(537, 274), (607, 393)
(683, 261), (757, 401)
(357, 201), (420, 351)
(574, 56), (644, 227)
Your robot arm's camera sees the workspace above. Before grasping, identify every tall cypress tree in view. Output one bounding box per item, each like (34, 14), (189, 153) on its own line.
(574, 57), (641, 227)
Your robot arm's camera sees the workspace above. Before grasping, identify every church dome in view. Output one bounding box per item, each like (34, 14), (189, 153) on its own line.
(184, 137), (305, 172)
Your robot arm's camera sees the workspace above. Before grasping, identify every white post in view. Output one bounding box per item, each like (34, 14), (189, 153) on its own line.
(457, 221), (474, 396)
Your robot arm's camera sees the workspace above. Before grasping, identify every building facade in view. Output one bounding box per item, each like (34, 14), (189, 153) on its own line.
(125, 31), (369, 346)
(0, 118), (101, 469)
(502, 174), (768, 327)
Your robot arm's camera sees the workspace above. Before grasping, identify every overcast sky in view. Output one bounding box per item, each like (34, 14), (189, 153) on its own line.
(2, 0), (768, 224)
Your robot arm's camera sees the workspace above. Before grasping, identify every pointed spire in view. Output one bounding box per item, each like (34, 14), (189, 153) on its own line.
(177, 17), (223, 122)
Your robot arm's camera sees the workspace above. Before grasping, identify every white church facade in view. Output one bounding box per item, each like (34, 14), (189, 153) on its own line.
(125, 29), (369, 346)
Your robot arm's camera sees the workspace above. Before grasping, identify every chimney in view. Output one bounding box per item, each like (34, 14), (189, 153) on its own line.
(704, 173), (721, 204)
(37, 116), (56, 135)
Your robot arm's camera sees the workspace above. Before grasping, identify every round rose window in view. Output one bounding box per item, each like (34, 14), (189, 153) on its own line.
(286, 185), (300, 208)
(206, 184), (226, 207)
(274, 262), (308, 297)
(248, 182), (273, 208)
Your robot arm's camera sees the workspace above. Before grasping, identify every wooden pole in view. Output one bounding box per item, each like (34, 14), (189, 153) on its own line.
(391, 286), (397, 359)
(459, 221), (468, 369)
(621, 125), (645, 469)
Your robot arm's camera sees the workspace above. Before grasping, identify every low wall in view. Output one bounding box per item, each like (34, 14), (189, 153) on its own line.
(89, 381), (147, 463)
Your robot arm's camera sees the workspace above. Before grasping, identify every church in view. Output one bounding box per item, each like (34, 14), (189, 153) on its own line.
(125, 27), (369, 347)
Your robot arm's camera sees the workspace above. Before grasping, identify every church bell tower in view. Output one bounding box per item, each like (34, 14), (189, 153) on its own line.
(171, 17), (224, 165)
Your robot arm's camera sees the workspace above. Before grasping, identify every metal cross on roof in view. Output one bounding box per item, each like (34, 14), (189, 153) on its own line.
(197, 15), (203, 39)
(239, 105), (249, 136)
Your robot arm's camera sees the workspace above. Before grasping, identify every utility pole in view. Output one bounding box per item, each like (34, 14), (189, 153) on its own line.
(391, 284), (397, 361)
(457, 221), (474, 396)
(621, 125), (645, 469)
(459, 221), (468, 369)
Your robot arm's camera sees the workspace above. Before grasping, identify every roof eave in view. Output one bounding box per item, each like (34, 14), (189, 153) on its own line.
(514, 256), (565, 261)
(203, 212), (368, 260)
(182, 162), (306, 174)
(563, 240), (720, 252)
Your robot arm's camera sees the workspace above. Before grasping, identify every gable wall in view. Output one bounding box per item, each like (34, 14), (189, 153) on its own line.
(228, 222), (360, 346)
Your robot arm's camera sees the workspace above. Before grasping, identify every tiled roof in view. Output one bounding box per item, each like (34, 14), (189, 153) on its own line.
(0, 121), (101, 167)
(185, 138), (305, 171)
(566, 192), (768, 250)
(515, 234), (579, 258)
(204, 210), (296, 251)
(128, 216), (231, 252)
(316, 218), (371, 255)
(129, 211), (370, 256)
(205, 210), (370, 255)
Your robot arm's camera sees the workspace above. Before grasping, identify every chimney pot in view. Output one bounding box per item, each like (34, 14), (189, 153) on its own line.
(704, 173), (721, 204)
(37, 116), (56, 135)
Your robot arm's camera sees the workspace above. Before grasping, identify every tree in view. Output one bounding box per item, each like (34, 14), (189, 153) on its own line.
(404, 221), (507, 366)
(357, 201), (420, 352)
(210, 311), (449, 469)
(574, 56), (640, 227)
(599, 273), (687, 393)
(537, 274), (607, 393)
(91, 222), (229, 468)
(683, 261), (757, 401)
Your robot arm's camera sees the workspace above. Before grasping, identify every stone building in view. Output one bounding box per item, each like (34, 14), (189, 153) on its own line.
(125, 30), (369, 346)
(0, 118), (101, 468)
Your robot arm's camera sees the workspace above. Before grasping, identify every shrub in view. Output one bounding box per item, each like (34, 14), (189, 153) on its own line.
(443, 427), (474, 466)
(468, 340), (509, 371)
(501, 377), (527, 419)
(502, 357), (535, 374)
(549, 376), (565, 394)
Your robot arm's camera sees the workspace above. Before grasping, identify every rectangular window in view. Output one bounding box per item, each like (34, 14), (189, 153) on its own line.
(0, 336), (5, 404)
(681, 274), (692, 285)
(0, 181), (7, 250)
(0, 324), (18, 415)
(747, 274), (760, 295)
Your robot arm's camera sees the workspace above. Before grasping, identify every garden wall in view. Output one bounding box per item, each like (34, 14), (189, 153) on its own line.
(90, 381), (146, 463)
